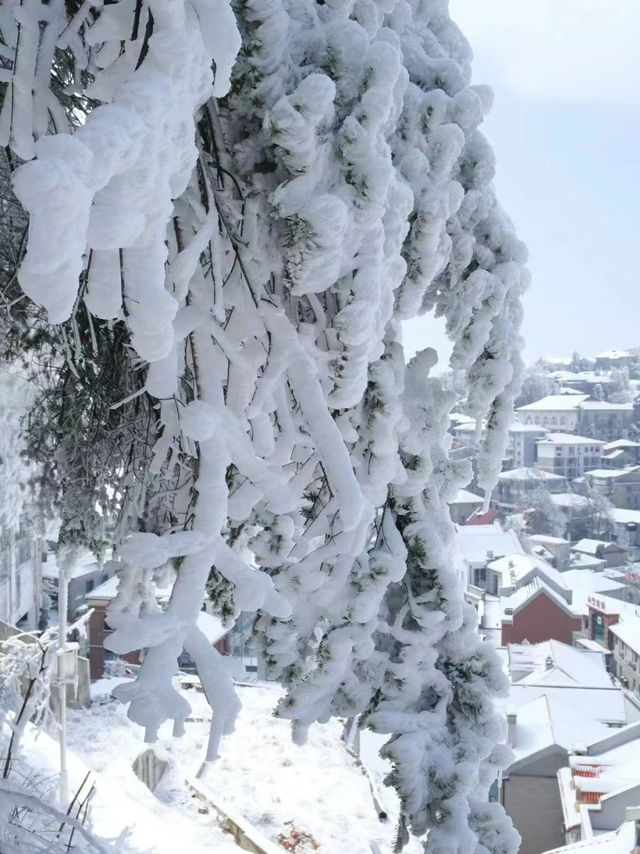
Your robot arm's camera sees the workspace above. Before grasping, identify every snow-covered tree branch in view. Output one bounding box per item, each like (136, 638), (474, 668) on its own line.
(1, 0), (528, 850)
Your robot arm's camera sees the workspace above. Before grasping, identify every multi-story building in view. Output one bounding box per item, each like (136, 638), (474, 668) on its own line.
(576, 401), (635, 442)
(508, 423), (549, 468)
(516, 394), (590, 432)
(536, 433), (605, 479)
(0, 522), (42, 629)
(602, 439), (640, 468)
(609, 619), (640, 696)
(495, 467), (567, 513)
(583, 466), (640, 510)
(594, 349), (636, 370)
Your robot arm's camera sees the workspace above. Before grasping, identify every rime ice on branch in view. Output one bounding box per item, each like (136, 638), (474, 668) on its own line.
(4, 0), (527, 850)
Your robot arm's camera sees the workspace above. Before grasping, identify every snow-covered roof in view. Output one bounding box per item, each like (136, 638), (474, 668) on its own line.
(560, 570), (626, 616)
(509, 684), (627, 728)
(508, 640), (610, 688)
(578, 401), (634, 411)
(573, 539), (625, 556)
(609, 618), (640, 656)
(517, 394), (590, 412)
(455, 523), (524, 566)
(585, 466), (640, 479)
(550, 371), (614, 384)
(488, 553), (569, 594)
(595, 349), (634, 360)
(86, 575), (120, 600)
(567, 552), (607, 570)
(41, 549), (102, 580)
(449, 412), (475, 425)
(449, 488), (483, 506)
(500, 578), (574, 620)
(528, 534), (570, 545)
(508, 422), (550, 433)
(540, 820), (635, 854)
(602, 449), (628, 461)
(197, 611), (229, 645)
(497, 467), (565, 481)
(508, 694), (613, 767)
(610, 508), (640, 526)
(551, 492), (593, 510)
(604, 439), (640, 451)
(585, 593), (640, 620)
(537, 432), (605, 446)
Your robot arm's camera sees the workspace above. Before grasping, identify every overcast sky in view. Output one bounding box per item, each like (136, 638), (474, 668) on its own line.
(404, 1), (640, 366)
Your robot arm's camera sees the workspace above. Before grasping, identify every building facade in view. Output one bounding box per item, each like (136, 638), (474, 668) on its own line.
(536, 433), (604, 479)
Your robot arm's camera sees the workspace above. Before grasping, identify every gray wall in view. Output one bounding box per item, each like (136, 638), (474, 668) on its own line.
(503, 774), (565, 854)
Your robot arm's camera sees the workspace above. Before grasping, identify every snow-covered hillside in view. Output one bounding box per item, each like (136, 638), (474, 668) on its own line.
(64, 679), (422, 854)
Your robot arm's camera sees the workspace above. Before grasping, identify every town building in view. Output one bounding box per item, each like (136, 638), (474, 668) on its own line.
(549, 492), (598, 541)
(42, 549), (115, 622)
(536, 433), (605, 479)
(580, 593), (640, 661)
(610, 619), (640, 697)
(448, 488), (484, 524)
(609, 508), (640, 561)
(517, 394), (591, 432)
(508, 423), (549, 468)
(500, 641), (639, 854)
(576, 401), (635, 442)
(85, 576), (230, 680)
(594, 349), (637, 370)
(0, 522), (42, 630)
(602, 439), (640, 468)
(572, 539), (628, 569)
(527, 534), (571, 569)
(495, 467), (567, 513)
(500, 578), (582, 645)
(583, 466), (640, 510)
(549, 370), (615, 398)
(557, 729), (640, 846)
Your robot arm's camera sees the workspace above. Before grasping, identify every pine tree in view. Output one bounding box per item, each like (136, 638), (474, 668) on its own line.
(1, 1), (527, 850)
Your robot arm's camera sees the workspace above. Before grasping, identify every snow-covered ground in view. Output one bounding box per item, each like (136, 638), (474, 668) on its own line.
(63, 678), (423, 854)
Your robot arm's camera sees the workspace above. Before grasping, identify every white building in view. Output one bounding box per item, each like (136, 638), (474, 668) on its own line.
(517, 394), (591, 432)
(536, 433), (605, 479)
(0, 524), (41, 629)
(508, 422), (549, 468)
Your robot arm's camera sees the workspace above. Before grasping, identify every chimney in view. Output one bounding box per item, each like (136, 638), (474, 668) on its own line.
(626, 806), (640, 849)
(506, 713), (517, 748)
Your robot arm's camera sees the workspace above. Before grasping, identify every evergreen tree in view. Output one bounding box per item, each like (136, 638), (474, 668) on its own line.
(0, 1), (528, 850)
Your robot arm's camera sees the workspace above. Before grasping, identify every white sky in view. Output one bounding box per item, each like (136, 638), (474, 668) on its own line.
(404, 1), (640, 367)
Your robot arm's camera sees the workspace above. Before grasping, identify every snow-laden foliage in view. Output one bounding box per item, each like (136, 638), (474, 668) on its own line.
(2, 0), (528, 850)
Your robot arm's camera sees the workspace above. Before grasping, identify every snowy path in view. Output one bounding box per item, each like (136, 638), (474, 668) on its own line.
(63, 679), (423, 854)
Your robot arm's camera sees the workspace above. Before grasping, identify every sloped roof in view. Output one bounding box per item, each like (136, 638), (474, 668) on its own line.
(449, 488), (484, 506)
(501, 578), (575, 619)
(610, 507), (640, 525)
(509, 684), (627, 727)
(508, 693), (613, 767)
(604, 439), (640, 451)
(455, 523), (524, 566)
(609, 618), (640, 656)
(498, 466), (565, 481)
(585, 466), (640, 479)
(508, 422), (550, 433)
(560, 569), (625, 615)
(578, 401), (634, 411)
(573, 539), (625, 556)
(517, 394), (590, 412)
(508, 640), (611, 688)
(538, 432), (605, 446)
(488, 553), (570, 594)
